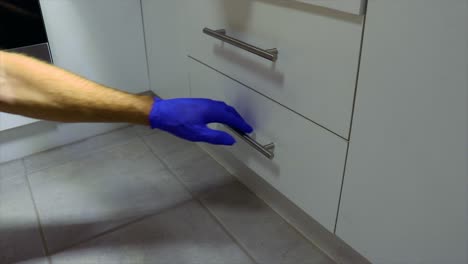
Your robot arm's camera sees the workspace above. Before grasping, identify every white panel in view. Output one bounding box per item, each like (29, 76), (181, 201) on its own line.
(189, 59), (348, 231)
(142, 0), (189, 98)
(336, 1), (468, 263)
(184, 0), (364, 138)
(39, 0), (149, 94)
(296, 0), (366, 15)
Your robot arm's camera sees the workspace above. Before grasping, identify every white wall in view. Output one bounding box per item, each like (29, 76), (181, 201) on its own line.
(336, 0), (468, 263)
(0, 0), (150, 163)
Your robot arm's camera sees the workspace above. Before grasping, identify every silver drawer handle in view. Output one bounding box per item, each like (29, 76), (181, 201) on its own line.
(203, 28), (278, 62)
(225, 126), (275, 159)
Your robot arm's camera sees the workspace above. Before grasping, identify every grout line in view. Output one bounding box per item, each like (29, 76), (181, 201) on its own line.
(187, 56), (349, 142)
(21, 127), (190, 256)
(48, 199), (194, 255)
(31, 130), (191, 255)
(201, 146), (340, 263)
(140, 136), (259, 263)
(195, 199), (259, 264)
(24, 125), (136, 174)
(333, 14), (368, 234)
(21, 158), (51, 257)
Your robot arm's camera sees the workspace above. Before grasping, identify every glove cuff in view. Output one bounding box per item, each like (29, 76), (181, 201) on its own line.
(149, 97), (163, 129)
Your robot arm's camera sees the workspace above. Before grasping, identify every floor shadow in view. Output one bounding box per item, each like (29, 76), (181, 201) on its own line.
(0, 194), (266, 264)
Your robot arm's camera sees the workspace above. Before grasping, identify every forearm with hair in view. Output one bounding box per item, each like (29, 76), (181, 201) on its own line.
(0, 51), (153, 125)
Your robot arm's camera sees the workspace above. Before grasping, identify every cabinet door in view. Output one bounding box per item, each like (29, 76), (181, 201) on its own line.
(141, 0), (189, 98)
(189, 58), (348, 231)
(183, 0), (364, 138)
(336, 1), (468, 263)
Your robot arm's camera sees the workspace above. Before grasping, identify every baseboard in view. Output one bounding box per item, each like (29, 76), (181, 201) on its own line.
(199, 143), (370, 264)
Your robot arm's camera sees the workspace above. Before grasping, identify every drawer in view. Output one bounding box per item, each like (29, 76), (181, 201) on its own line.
(296, 0), (367, 15)
(183, 0), (364, 138)
(188, 59), (348, 231)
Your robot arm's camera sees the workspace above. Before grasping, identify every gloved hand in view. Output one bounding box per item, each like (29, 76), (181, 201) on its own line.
(149, 97), (253, 145)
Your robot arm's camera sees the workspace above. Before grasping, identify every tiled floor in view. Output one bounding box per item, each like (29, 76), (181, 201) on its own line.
(0, 125), (334, 264)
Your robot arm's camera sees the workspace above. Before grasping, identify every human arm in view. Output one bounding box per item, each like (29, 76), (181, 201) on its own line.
(0, 51), (252, 145)
(0, 50), (154, 125)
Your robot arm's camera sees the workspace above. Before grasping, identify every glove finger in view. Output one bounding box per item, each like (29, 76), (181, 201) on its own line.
(208, 103), (253, 134)
(197, 126), (236, 145)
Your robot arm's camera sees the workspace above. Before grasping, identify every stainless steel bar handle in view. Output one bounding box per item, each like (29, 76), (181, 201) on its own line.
(203, 28), (278, 62)
(226, 126), (275, 159)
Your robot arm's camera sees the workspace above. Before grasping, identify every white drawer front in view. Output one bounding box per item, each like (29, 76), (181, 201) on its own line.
(184, 0), (364, 138)
(297, 0), (367, 15)
(189, 59), (348, 231)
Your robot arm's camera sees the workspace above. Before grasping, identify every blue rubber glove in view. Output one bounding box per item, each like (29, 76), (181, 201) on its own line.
(149, 98), (253, 145)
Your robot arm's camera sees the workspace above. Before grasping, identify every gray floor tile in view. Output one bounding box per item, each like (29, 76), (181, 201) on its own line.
(23, 145), (70, 175)
(142, 131), (208, 169)
(1, 159), (26, 180)
(27, 138), (191, 253)
(172, 155), (236, 197)
(201, 182), (335, 264)
(0, 160), (48, 264)
(64, 125), (137, 158)
(24, 126), (138, 173)
(131, 124), (158, 137)
(51, 201), (255, 264)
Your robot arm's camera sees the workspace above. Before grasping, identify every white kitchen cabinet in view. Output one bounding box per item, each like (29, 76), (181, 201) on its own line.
(188, 58), (348, 232)
(30, 0), (461, 262)
(141, 0), (189, 98)
(336, 1), (468, 263)
(183, 0), (364, 138)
